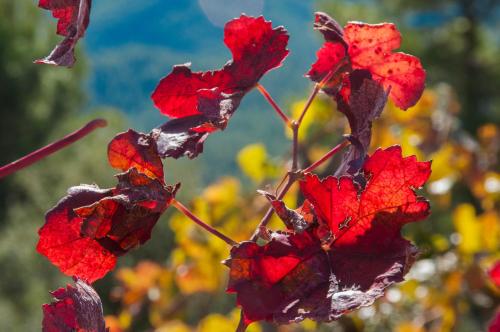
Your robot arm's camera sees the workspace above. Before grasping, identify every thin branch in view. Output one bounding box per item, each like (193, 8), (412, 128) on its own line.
(297, 57), (348, 127)
(256, 83), (291, 126)
(235, 311), (248, 332)
(303, 139), (350, 173)
(172, 199), (237, 246)
(291, 122), (299, 171)
(0, 119), (107, 179)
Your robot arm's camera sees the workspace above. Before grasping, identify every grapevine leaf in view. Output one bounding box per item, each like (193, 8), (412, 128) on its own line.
(37, 169), (178, 282)
(301, 146), (431, 250)
(108, 130), (164, 181)
(150, 15), (289, 159)
(227, 146), (430, 324)
(334, 70), (389, 175)
(308, 12), (425, 109)
(42, 278), (106, 332)
(35, 0), (92, 67)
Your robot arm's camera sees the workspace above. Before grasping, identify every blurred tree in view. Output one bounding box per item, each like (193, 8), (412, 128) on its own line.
(0, 0), (85, 222)
(317, 0), (500, 134)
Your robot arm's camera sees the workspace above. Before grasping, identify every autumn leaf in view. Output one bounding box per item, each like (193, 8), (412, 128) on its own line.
(150, 15), (289, 159)
(42, 278), (106, 332)
(308, 12), (425, 110)
(108, 130), (164, 181)
(227, 146), (430, 325)
(36, 0), (92, 67)
(37, 168), (179, 282)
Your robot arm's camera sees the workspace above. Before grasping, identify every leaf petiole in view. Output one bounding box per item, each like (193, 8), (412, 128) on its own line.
(256, 83), (292, 127)
(302, 139), (350, 173)
(172, 199), (237, 246)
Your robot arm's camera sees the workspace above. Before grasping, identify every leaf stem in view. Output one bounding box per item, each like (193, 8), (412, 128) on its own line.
(236, 311), (248, 332)
(297, 57), (348, 127)
(172, 199), (237, 246)
(256, 83), (291, 126)
(0, 119), (107, 179)
(303, 139), (350, 173)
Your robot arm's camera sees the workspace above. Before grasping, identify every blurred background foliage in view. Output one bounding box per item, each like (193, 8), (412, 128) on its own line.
(0, 0), (499, 331)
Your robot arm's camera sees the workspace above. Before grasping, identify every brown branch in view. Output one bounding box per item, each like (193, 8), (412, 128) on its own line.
(172, 199), (237, 246)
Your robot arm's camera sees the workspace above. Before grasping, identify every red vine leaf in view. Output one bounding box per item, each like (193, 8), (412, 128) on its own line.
(37, 169), (179, 283)
(108, 130), (164, 181)
(42, 278), (106, 332)
(36, 0), (92, 67)
(334, 70), (389, 175)
(150, 15), (289, 159)
(227, 146), (430, 325)
(308, 12), (425, 110)
(300, 146), (431, 249)
(490, 310), (500, 332)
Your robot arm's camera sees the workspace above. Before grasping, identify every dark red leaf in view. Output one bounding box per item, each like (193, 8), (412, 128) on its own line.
(37, 169), (178, 282)
(42, 278), (106, 332)
(227, 146), (430, 325)
(151, 115), (212, 159)
(313, 12), (346, 45)
(490, 310), (500, 332)
(334, 70), (389, 175)
(36, 0), (92, 67)
(108, 130), (164, 181)
(150, 15), (288, 159)
(226, 229), (418, 324)
(308, 13), (425, 110)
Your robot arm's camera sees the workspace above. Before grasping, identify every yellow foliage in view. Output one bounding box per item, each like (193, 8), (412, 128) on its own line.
(286, 96), (338, 142)
(452, 204), (499, 255)
(237, 144), (280, 183)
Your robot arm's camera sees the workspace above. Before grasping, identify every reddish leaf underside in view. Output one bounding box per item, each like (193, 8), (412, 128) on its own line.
(37, 169), (178, 283)
(42, 278), (106, 332)
(108, 129), (164, 181)
(150, 15), (289, 159)
(227, 146), (430, 325)
(36, 0), (92, 67)
(308, 12), (425, 110)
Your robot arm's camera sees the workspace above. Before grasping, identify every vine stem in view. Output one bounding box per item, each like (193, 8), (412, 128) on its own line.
(172, 199), (237, 246)
(303, 139), (350, 173)
(0, 119), (107, 179)
(250, 60), (350, 241)
(236, 311), (248, 332)
(256, 83), (292, 126)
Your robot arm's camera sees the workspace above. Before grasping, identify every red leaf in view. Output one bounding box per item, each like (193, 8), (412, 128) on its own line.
(37, 169), (178, 282)
(42, 278), (106, 332)
(308, 13), (425, 109)
(226, 230), (418, 324)
(226, 146), (430, 325)
(334, 70), (389, 175)
(490, 310), (500, 332)
(226, 231), (327, 324)
(301, 146), (431, 250)
(36, 0), (92, 67)
(150, 15), (288, 159)
(108, 130), (164, 181)
(489, 261), (500, 288)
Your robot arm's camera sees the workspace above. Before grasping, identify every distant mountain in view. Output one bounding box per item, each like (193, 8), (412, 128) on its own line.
(84, 0), (322, 180)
